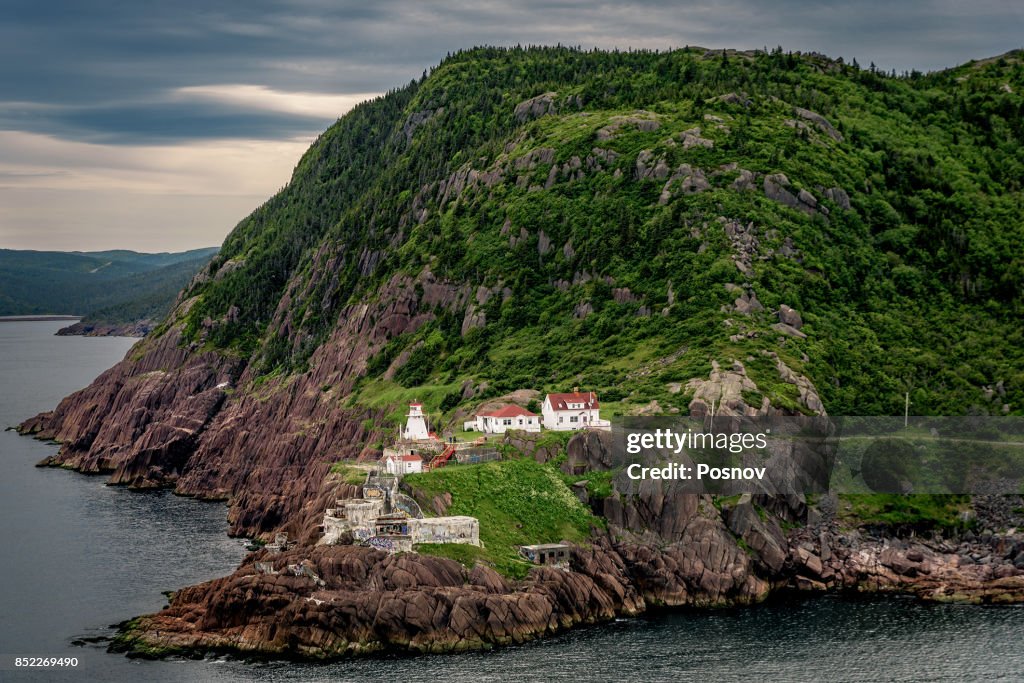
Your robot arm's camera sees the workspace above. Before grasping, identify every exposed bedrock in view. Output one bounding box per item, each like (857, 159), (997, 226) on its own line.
(18, 269), (475, 540)
(116, 543), (643, 658)
(117, 528), (777, 659)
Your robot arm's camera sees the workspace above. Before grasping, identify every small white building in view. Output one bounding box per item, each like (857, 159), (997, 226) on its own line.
(542, 391), (611, 431)
(402, 402), (430, 440)
(384, 452), (423, 476)
(464, 405), (541, 434)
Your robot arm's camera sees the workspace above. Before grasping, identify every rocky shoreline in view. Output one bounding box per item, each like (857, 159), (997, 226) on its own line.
(56, 319), (154, 337)
(110, 515), (1024, 661)
(787, 523), (1024, 604)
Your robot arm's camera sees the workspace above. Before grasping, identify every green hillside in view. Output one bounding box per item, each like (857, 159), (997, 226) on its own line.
(404, 457), (598, 578)
(0, 247), (218, 325)
(172, 46), (1023, 418)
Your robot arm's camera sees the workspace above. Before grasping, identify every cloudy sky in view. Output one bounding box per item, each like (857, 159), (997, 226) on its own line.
(1, 1), (1021, 252)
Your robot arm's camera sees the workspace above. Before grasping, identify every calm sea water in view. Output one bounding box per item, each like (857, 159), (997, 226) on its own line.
(1, 320), (1022, 682)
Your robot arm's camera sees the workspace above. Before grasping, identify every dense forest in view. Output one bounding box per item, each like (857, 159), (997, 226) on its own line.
(168, 46), (1022, 419)
(0, 247), (218, 327)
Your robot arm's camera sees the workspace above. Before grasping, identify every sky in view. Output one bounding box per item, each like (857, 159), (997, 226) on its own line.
(1, 1), (1021, 253)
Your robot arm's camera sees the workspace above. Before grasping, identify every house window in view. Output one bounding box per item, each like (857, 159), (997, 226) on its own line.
(570, 416), (578, 423)
(518, 419), (523, 425)
(503, 419), (512, 426)
(558, 416), (564, 423)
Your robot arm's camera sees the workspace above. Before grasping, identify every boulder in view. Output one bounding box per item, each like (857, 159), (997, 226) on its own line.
(734, 290), (764, 315)
(772, 323), (807, 339)
(678, 127), (714, 149)
(778, 304), (803, 329)
(824, 186), (851, 210)
(764, 174), (819, 215)
(793, 107), (843, 142)
(730, 169), (756, 192)
(514, 92), (557, 121)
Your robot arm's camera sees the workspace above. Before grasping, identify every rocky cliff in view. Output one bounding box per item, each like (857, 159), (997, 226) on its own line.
(114, 485), (1024, 659)
(21, 269), (474, 540)
(115, 544), (642, 658)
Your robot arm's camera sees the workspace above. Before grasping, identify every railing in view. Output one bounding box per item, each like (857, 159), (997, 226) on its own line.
(424, 444), (457, 470)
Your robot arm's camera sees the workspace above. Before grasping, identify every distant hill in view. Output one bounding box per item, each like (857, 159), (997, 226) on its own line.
(0, 247), (218, 334)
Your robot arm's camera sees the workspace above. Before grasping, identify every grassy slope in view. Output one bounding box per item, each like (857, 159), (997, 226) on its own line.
(403, 457), (599, 578)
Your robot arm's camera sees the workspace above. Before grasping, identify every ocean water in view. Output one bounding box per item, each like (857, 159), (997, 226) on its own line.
(1, 320), (1022, 682)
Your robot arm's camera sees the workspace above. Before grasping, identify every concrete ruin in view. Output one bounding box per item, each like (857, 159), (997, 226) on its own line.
(320, 467), (479, 553)
(520, 543), (571, 566)
(264, 532), (291, 554)
(322, 501), (480, 551)
(409, 516), (480, 546)
(320, 498), (385, 544)
(362, 472), (398, 500)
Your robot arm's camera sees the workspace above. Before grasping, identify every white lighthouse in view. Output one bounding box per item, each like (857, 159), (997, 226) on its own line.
(402, 402), (430, 441)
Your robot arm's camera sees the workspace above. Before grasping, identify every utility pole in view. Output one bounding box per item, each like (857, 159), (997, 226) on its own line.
(904, 391), (911, 428)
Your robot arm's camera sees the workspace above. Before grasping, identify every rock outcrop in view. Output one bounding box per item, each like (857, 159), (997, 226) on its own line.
(514, 92), (557, 122)
(793, 107), (843, 142)
(114, 544), (645, 658)
(785, 503), (1024, 604)
(56, 319), (155, 337)
(114, 516), (772, 659)
(686, 360), (764, 417)
(764, 173), (820, 215)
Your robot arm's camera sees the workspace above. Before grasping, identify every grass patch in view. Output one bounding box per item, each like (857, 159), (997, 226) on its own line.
(561, 469), (616, 499)
(414, 543), (487, 568)
(712, 494), (743, 510)
(839, 494), (973, 531)
(404, 458), (598, 578)
(453, 429), (498, 443)
(329, 462), (370, 486)
(349, 378), (461, 424)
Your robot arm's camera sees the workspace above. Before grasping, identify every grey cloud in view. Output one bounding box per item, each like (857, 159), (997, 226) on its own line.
(0, 100), (335, 145)
(1, 1), (1020, 143)
(1, 0), (1021, 251)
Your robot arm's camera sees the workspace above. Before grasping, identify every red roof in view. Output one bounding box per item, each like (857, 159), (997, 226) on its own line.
(393, 454), (422, 462)
(545, 392), (599, 411)
(478, 404), (538, 418)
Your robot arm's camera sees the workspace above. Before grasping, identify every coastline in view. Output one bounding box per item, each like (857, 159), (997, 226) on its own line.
(107, 522), (1024, 662)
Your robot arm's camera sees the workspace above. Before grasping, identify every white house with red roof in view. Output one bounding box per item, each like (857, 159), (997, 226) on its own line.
(542, 391), (611, 431)
(384, 451), (423, 475)
(464, 404), (541, 434)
